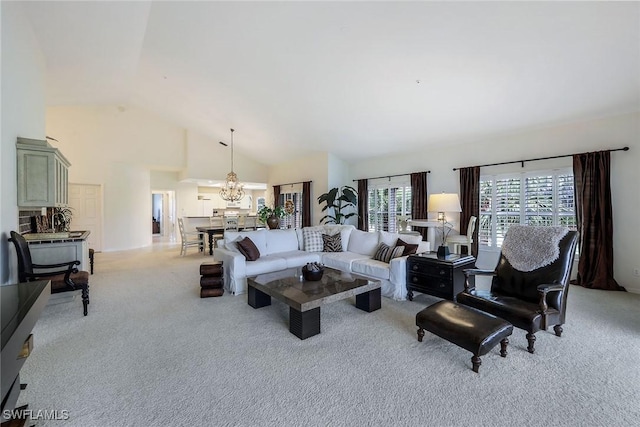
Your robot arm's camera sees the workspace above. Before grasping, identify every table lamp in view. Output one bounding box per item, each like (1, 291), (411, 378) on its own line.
(427, 193), (462, 258)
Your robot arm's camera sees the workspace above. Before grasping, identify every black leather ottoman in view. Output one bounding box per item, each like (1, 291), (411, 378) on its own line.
(416, 300), (513, 373)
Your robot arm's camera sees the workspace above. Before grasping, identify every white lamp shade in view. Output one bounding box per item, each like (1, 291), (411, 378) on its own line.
(428, 193), (462, 213)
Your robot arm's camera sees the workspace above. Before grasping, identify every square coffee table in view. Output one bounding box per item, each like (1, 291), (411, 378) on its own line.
(247, 267), (381, 340)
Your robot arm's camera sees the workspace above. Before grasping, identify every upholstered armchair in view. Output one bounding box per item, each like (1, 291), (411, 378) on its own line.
(456, 226), (578, 353)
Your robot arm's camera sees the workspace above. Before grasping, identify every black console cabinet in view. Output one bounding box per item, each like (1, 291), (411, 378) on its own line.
(407, 253), (475, 301)
(1, 280), (50, 423)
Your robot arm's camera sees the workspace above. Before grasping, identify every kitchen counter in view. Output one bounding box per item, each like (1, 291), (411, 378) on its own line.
(22, 230), (90, 244)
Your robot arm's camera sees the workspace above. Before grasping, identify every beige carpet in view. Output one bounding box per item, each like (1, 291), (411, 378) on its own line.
(19, 243), (640, 426)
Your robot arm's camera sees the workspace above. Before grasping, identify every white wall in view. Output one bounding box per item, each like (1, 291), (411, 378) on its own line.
(350, 112), (640, 292)
(268, 152), (326, 225)
(0, 2), (47, 284)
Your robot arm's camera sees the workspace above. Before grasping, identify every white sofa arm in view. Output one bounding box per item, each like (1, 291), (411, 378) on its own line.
(213, 248), (247, 295)
(388, 256), (409, 300)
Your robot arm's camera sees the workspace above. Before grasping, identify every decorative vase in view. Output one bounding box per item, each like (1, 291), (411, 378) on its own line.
(266, 215), (280, 229)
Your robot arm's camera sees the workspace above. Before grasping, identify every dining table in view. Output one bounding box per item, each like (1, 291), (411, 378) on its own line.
(196, 225), (224, 256)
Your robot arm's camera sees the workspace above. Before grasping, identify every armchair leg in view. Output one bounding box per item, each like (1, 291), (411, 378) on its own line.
(526, 332), (536, 353)
(82, 285), (90, 316)
(417, 328), (425, 342)
(500, 337), (509, 357)
(553, 325), (563, 337)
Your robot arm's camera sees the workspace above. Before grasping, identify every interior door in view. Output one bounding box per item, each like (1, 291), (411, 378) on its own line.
(68, 183), (103, 251)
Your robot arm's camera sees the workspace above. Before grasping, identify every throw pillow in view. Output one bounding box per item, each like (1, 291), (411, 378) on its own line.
(225, 235), (243, 253)
(396, 238), (419, 255)
(236, 237), (260, 261)
(322, 233), (343, 252)
(303, 229), (324, 252)
(373, 243), (405, 263)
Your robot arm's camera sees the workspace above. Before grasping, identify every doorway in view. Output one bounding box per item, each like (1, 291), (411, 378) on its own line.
(152, 190), (176, 241)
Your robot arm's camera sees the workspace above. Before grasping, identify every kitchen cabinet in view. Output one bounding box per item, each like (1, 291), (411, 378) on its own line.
(16, 137), (70, 208)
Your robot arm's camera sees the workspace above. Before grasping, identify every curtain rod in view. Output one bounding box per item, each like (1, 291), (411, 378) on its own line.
(352, 171), (430, 182)
(275, 180), (312, 187)
(452, 147), (629, 171)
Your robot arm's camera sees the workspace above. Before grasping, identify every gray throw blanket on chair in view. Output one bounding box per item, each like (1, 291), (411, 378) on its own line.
(501, 225), (570, 272)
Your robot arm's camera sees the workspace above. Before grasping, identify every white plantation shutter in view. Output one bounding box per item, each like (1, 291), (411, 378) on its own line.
(495, 177), (521, 247)
(367, 177), (412, 232)
(479, 168), (576, 248)
(557, 173), (577, 229)
(525, 174), (553, 226)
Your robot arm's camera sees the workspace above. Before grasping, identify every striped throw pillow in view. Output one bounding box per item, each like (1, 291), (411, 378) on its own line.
(373, 243), (405, 263)
(322, 233), (343, 252)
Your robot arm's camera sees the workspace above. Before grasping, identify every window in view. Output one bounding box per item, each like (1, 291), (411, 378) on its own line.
(367, 177), (412, 232)
(278, 186), (302, 229)
(479, 168), (576, 248)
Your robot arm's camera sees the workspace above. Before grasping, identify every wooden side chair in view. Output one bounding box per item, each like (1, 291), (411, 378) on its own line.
(178, 218), (204, 256)
(9, 231), (90, 316)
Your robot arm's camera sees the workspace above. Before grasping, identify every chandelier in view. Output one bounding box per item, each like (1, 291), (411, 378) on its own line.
(219, 128), (245, 202)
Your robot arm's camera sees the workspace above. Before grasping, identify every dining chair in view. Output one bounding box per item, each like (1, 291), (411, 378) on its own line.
(446, 216), (477, 255)
(223, 214), (239, 232)
(178, 218), (204, 256)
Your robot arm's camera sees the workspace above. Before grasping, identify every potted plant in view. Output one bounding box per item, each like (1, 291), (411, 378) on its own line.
(317, 186), (358, 224)
(257, 205), (287, 229)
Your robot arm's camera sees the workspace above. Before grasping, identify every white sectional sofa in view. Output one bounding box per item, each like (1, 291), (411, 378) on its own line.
(213, 224), (429, 300)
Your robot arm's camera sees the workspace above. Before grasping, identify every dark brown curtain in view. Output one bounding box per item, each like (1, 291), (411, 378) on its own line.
(273, 185), (281, 207)
(410, 172), (428, 240)
(573, 151), (624, 291)
(459, 166), (480, 257)
(302, 181), (312, 227)
(357, 179), (368, 231)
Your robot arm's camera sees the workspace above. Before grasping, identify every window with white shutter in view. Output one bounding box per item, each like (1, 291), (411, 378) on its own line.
(367, 176), (412, 232)
(479, 168), (576, 249)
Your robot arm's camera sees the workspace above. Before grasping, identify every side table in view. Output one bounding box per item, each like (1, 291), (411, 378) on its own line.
(406, 253), (475, 301)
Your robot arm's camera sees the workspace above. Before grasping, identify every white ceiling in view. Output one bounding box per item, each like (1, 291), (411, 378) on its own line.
(21, 1), (640, 165)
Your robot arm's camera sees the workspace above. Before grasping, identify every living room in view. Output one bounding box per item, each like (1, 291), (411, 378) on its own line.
(1, 2), (639, 426)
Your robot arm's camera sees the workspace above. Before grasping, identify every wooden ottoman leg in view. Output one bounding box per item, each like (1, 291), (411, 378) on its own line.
(471, 355), (482, 373)
(417, 328), (425, 342)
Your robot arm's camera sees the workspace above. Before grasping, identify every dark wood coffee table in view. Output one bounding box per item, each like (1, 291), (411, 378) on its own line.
(247, 267), (381, 340)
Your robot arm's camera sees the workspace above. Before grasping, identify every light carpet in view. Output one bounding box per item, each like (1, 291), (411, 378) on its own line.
(18, 244), (640, 426)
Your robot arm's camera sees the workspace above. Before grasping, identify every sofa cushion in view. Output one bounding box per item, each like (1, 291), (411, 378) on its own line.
(264, 229), (299, 255)
(303, 228), (324, 252)
(276, 250), (323, 269)
(379, 230), (400, 247)
(395, 238), (419, 255)
(322, 233), (343, 252)
(352, 258), (391, 280)
(321, 251), (369, 272)
(373, 242), (405, 263)
(237, 237), (261, 261)
(244, 256), (288, 276)
(225, 235), (243, 253)
(347, 229), (380, 256)
(225, 229), (268, 255)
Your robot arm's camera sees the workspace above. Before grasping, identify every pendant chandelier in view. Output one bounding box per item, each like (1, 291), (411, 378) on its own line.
(219, 128), (245, 202)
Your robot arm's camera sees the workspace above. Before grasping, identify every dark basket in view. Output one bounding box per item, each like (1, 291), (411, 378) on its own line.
(302, 266), (324, 281)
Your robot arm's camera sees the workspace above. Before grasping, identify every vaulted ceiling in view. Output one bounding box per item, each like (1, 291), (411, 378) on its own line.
(21, 1), (640, 165)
